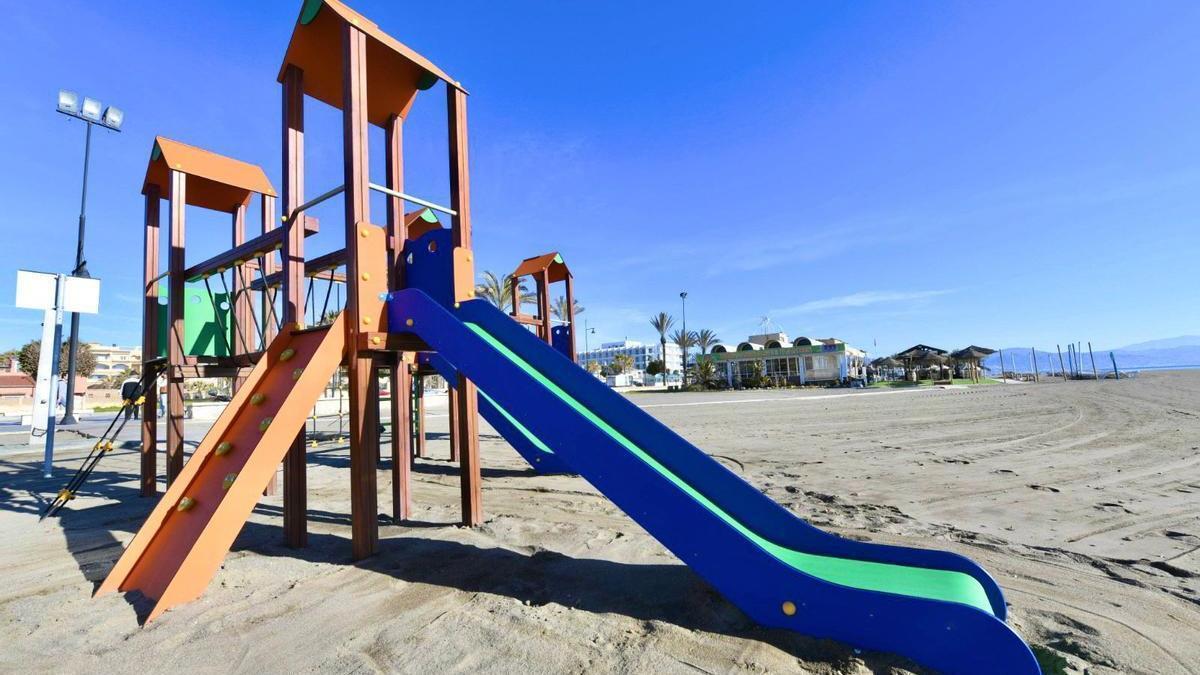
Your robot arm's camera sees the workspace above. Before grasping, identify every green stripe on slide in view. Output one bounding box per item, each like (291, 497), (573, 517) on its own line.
(465, 322), (993, 614)
(478, 389), (555, 454)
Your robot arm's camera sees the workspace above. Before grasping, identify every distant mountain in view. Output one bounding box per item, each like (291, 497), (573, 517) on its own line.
(1116, 336), (1200, 352)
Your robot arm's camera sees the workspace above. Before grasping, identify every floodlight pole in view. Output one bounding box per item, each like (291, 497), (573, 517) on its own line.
(60, 120), (93, 425)
(679, 291), (688, 386)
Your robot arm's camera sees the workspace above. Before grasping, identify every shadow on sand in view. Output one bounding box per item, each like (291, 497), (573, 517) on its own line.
(2, 443), (922, 673)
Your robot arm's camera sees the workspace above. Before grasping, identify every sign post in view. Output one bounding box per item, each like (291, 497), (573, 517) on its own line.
(15, 270), (100, 477)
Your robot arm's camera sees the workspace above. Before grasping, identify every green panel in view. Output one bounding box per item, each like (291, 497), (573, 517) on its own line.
(156, 284), (232, 358)
(466, 322), (993, 614)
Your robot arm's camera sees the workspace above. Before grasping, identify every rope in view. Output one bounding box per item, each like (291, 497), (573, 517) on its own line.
(255, 255), (282, 334)
(43, 365), (162, 519)
(305, 277), (315, 327)
(216, 267), (252, 355)
(319, 275), (335, 324)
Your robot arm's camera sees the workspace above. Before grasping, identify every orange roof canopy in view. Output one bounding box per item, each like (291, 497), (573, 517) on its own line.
(513, 252), (571, 284)
(279, 0), (464, 127)
(143, 137), (275, 212)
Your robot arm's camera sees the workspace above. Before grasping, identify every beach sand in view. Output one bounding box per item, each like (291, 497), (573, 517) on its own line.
(1, 371), (1197, 673)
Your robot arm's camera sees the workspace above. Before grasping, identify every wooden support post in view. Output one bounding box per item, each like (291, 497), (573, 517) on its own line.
(1087, 341), (1098, 380)
(564, 274), (577, 360)
(447, 383), (460, 462)
(457, 373), (482, 526)
(1057, 344), (1067, 380)
(537, 271), (551, 342)
(166, 170), (186, 485)
(1030, 347), (1039, 383)
(414, 371), (427, 458)
(232, 205), (252, 374)
(1110, 352), (1120, 379)
(141, 187), (161, 497)
(447, 83), (481, 525)
(281, 64), (306, 546)
(343, 23), (378, 559)
(385, 113), (412, 522)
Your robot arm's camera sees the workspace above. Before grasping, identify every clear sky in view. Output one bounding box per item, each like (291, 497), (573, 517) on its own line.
(2, 1), (1198, 357)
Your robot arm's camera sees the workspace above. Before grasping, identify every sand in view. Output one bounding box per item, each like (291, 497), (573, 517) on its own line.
(1, 372), (1198, 674)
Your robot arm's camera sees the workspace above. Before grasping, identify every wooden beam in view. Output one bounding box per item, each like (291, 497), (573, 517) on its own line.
(183, 216), (317, 283)
(141, 186), (161, 497)
(447, 86), (472, 249)
(166, 170), (186, 485)
(447, 383), (460, 463)
(343, 23), (378, 560)
(538, 270), (551, 343)
(456, 373), (482, 526)
(413, 371), (427, 458)
(447, 82), (481, 525)
(281, 64), (308, 548)
(232, 205), (254, 371)
(249, 247), (345, 290)
(564, 273), (577, 360)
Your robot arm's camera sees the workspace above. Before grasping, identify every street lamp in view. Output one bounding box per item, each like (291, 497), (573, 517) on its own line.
(56, 90), (123, 425)
(583, 319), (596, 356)
(679, 291), (688, 386)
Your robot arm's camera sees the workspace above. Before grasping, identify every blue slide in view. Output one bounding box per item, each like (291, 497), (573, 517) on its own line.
(388, 288), (1040, 674)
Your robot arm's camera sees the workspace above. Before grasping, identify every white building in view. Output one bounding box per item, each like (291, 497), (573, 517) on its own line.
(88, 343), (143, 384)
(698, 331), (867, 386)
(578, 340), (682, 374)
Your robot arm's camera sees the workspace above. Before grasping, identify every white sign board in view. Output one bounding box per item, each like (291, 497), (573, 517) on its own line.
(14, 270), (99, 314)
(15, 270), (56, 310)
(62, 276), (100, 314)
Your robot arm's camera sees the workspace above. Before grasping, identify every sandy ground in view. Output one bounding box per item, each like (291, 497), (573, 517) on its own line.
(1, 372), (1198, 674)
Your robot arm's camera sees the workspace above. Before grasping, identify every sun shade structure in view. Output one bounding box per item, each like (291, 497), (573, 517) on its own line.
(279, 0), (464, 126)
(143, 137), (275, 212)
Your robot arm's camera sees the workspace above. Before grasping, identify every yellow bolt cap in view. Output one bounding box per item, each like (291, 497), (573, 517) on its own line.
(292, 368), (304, 380)
(405, 318), (414, 327)
(781, 601), (797, 616)
(215, 441), (233, 456)
(251, 393), (266, 406)
(177, 497), (197, 512)
(259, 417), (273, 432)
(222, 473), (238, 491)
(280, 348), (296, 362)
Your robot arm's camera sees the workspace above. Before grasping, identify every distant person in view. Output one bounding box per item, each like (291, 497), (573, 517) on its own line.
(121, 371), (141, 420)
(157, 373), (168, 418)
(56, 374), (67, 411)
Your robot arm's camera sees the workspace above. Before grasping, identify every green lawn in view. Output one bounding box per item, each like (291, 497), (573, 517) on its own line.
(869, 378), (998, 388)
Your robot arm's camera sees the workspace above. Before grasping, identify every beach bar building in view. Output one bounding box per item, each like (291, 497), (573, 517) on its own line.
(697, 332), (866, 386)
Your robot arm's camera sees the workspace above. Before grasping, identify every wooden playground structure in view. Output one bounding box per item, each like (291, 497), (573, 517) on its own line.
(135, 0), (488, 560)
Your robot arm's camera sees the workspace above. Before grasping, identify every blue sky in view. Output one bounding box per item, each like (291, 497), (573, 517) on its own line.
(1, 1), (1198, 357)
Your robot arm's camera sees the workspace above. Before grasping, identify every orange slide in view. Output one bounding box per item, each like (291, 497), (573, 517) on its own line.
(96, 316), (345, 621)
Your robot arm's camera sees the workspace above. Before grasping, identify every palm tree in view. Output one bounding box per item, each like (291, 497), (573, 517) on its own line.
(610, 353), (634, 375)
(475, 271), (535, 314)
(670, 328), (697, 386)
(693, 328), (719, 355)
(551, 296), (584, 324)
(649, 312), (674, 385)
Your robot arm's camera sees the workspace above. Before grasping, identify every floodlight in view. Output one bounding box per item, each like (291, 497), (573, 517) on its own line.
(57, 90), (80, 115)
(81, 97), (102, 122)
(102, 106), (124, 130)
